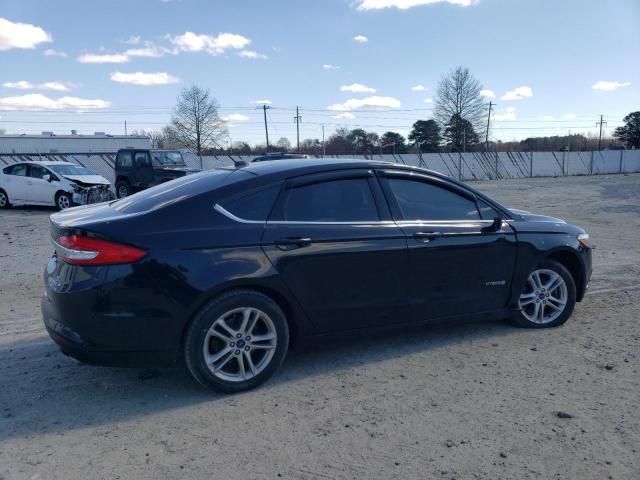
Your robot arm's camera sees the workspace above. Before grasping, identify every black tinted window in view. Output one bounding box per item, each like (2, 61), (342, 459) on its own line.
(477, 199), (501, 220)
(283, 178), (378, 222)
(134, 152), (150, 167)
(221, 185), (280, 221)
(116, 151), (132, 168)
(4, 164), (27, 176)
(387, 178), (480, 221)
(29, 165), (49, 179)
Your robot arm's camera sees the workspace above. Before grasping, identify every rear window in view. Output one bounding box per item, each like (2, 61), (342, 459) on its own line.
(112, 169), (237, 214)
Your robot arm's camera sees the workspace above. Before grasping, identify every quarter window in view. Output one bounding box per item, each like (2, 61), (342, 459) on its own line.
(220, 185), (281, 221)
(386, 178), (480, 221)
(282, 178), (379, 222)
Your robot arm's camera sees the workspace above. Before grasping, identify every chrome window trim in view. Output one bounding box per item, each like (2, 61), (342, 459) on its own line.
(215, 203), (496, 227)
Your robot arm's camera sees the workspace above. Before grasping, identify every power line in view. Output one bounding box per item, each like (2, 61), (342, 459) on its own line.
(596, 114), (607, 151)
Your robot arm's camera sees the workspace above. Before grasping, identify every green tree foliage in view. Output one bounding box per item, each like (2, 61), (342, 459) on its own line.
(380, 131), (407, 153)
(614, 111), (640, 148)
(408, 120), (441, 152)
(443, 114), (479, 150)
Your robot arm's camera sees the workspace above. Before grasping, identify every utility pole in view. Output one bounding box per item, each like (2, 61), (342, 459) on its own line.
(322, 125), (325, 158)
(485, 101), (494, 148)
(124, 120), (127, 136)
(294, 106), (302, 153)
(596, 114), (607, 151)
(260, 104), (271, 151)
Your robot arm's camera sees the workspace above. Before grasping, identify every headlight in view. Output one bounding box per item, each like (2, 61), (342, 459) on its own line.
(577, 233), (590, 248)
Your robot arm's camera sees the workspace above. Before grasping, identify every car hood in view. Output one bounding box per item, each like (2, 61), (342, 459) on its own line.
(509, 208), (566, 224)
(63, 174), (110, 186)
(156, 166), (200, 173)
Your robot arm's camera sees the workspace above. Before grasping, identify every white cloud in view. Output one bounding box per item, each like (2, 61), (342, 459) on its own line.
(110, 71), (179, 86)
(424, 98), (433, 103)
(44, 48), (67, 57)
(2, 81), (34, 90)
(0, 93), (110, 111)
(356, 0), (477, 10)
(323, 64), (340, 70)
(239, 50), (267, 59)
(493, 106), (516, 121)
(561, 113), (577, 120)
(501, 86), (533, 101)
(123, 35), (141, 45)
(591, 80), (631, 91)
(332, 112), (356, 119)
(169, 32), (250, 55)
(0, 18), (52, 51)
(480, 89), (496, 98)
(221, 113), (249, 122)
(3, 81), (72, 91)
(411, 84), (426, 91)
(253, 99), (272, 105)
(125, 41), (169, 58)
(340, 83), (376, 93)
(78, 53), (130, 63)
(353, 35), (368, 43)
(327, 95), (401, 111)
(542, 115), (554, 121)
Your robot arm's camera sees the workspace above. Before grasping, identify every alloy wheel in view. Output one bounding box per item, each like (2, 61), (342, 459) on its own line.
(202, 307), (277, 382)
(117, 185), (128, 198)
(58, 194), (70, 210)
(518, 269), (568, 324)
(0, 192), (7, 207)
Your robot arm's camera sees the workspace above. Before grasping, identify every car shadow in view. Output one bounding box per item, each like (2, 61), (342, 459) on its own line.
(0, 319), (520, 441)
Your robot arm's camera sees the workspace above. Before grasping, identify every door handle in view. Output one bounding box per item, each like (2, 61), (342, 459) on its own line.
(275, 237), (312, 249)
(413, 231), (442, 242)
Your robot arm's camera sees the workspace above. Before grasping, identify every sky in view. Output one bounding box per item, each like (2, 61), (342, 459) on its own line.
(0, 0), (639, 146)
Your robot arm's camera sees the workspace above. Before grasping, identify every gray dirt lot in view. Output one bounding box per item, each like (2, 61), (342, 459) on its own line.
(1, 173), (639, 480)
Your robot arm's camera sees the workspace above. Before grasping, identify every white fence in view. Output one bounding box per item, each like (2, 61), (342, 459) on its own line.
(1, 150), (638, 186)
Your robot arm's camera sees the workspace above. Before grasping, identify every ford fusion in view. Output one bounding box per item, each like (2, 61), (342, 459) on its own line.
(42, 159), (592, 392)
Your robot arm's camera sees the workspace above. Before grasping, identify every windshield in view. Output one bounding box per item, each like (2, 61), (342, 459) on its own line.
(150, 151), (184, 165)
(48, 164), (95, 176)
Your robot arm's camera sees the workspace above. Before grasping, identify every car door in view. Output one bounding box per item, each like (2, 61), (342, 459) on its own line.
(261, 169), (410, 333)
(28, 164), (59, 204)
(2, 163), (30, 201)
(378, 170), (518, 322)
(133, 151), (154, 187)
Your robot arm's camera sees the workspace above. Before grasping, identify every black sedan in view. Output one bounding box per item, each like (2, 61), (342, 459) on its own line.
(42, 159), (592, 392)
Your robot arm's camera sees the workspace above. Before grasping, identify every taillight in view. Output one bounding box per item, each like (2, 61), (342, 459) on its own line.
(54, 235), (147, 266)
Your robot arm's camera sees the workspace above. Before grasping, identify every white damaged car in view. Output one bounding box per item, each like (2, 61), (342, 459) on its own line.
(0, 161), (113, 210)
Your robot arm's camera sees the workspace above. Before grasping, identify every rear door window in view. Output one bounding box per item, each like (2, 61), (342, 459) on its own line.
(29, 165), (49, 179)
(282, 178), (379, 222)
(134, 152), (151, 167)
(116, 151), (132, 168)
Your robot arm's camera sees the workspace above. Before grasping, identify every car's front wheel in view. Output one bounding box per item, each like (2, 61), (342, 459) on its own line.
(55, 191), (72, 210)
(512, 259), (576, 328)
(184, 290), (289, 393)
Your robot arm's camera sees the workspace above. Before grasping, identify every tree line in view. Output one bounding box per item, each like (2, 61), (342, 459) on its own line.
(144, 69), (640, 156)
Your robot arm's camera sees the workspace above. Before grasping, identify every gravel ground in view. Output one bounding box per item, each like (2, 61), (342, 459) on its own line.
(1, 173), (639, 480)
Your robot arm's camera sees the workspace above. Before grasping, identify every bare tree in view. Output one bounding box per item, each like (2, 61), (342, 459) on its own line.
(168, 85), (227, 156)
(434, 67), (486, 145)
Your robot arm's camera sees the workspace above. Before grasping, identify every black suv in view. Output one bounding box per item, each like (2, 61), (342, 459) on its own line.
(114, 149), (200, 198)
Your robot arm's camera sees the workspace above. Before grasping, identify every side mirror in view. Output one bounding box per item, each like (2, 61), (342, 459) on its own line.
(42, 174), (52, 182)
(482, 217), (503, 233)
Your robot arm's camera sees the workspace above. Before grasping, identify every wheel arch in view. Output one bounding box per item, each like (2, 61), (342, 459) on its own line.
(178, 282), (307, 360)
(545, 248), (585, 300)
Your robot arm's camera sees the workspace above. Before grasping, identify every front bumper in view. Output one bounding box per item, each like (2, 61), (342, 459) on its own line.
(71, 186), (113, 206)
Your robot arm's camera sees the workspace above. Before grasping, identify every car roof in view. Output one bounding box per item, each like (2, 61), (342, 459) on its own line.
(240, 157), (442, 178)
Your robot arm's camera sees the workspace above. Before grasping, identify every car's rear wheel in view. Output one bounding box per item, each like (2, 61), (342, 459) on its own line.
(184, 290), (289, 393)
(512, 259), (576, 328)
(55, 192), (72, 210)
(0, 189), (10, 209)
(116, 180), (131, 198)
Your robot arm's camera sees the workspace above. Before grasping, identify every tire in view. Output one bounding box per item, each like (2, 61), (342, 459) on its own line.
(116, 180), (131, 198)
(511, 259), (576, 328)
(55, 191), (72, 210)
(184, 290), (289, 393)
(0, 189), (10, 209)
